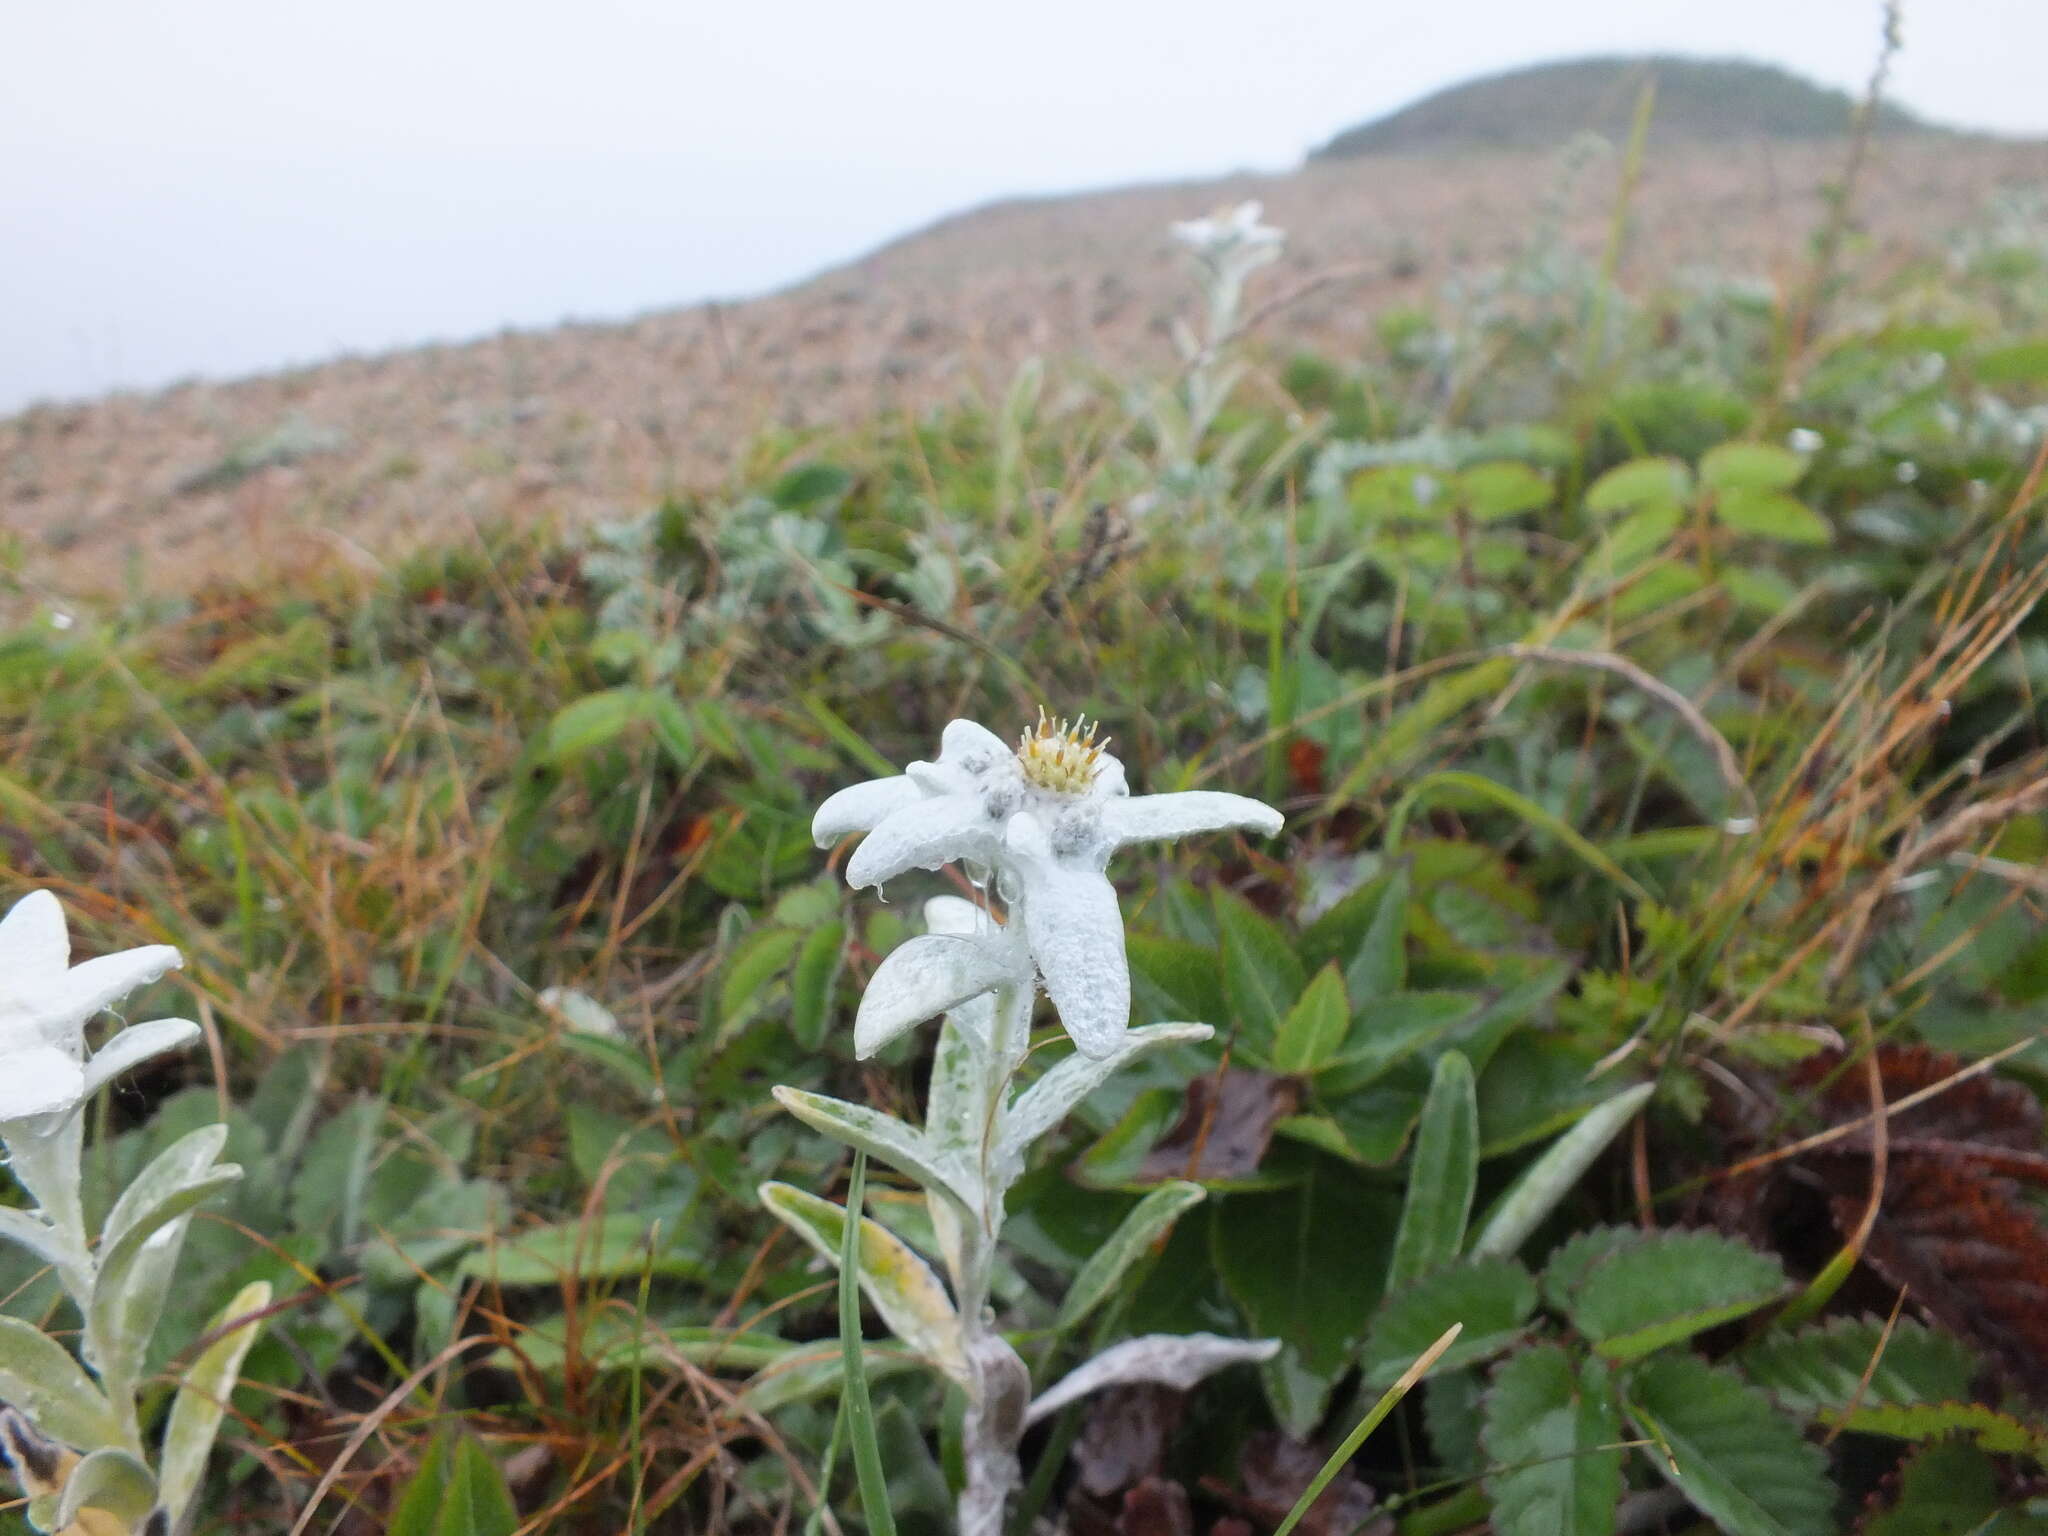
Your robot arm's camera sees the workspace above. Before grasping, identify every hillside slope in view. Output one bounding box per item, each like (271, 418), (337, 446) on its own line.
(1312, 56), (1930, 159)
(8, 133), (2046, 599)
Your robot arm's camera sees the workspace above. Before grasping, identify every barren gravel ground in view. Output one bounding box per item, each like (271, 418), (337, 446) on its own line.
(8, 134), (2046, 600)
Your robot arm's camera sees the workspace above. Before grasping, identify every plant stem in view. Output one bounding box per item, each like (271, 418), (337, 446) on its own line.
(953, 979), (1031, 1536)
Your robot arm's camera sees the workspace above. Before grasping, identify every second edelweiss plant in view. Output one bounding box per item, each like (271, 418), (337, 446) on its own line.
(762, 711), (1283, 1536)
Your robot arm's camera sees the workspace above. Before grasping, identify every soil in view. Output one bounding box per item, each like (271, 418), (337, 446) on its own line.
(7, 134), (2046, 602)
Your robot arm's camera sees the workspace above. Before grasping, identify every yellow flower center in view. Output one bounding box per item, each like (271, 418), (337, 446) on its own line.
(1016, 709), (1109, 796)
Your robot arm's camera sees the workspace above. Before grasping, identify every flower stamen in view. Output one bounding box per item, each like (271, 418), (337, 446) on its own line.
(1016, 707), (1111, 795)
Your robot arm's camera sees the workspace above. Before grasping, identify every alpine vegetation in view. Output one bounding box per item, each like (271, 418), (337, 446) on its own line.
(764, 713), (1283, 1535)
(0, 892), (268, 1536)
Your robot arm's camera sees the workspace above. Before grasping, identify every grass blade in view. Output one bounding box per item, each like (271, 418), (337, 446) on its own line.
(839, 1151), (898, 1536)
(1272, 1323), (1462, 1536)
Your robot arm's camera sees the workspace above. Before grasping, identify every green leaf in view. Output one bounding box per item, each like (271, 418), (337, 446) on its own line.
(789, 919), (846, 1050)
(1739, 1317), (1979, 1420)
(1836, 1402), (2048, 1459)
(158, 1279), (271, 1523)
(1423, 1369), (1487, 1480)
(90, 1160), (242, 1395)
(458, 1211), (702, 1285)
(1481, 1345), (1623, 1536)
(0, 1316), (123, 1452)
(1128, 933), (1226, 1027)
(1586, 456), (1691, 514)
(1459, 462), (1553, 520)
(1538, 1226), (1637, 1310)
(1215, 889), (1305, 1053)
(1056, 1181), (1206, 1333)
(718, 925), (801, 1031)
(1975, 339), (2048, 386)
(1319, 991), (1479, 1091)
(1273, 965), (1350, 1074)
(1385, 1051), (1478, 1289)
(771, 1086), (970, 1212)
(1563, 1228), (1786, 1361)
(1700, 442), (1806, 492)
(53, 1446), (156, 1532)
(1344, 871), (1409, 1005)
(1212, 1160), (1400, 1435)
(1715, 489), (1831, 545)
(1863, 1439), (2048, 1536)
(758, 1182), (967, 1383)
(837, 1151), (900, 1536)
(1624, 1354), (1835, 1536)
(1470, 1083), (1654, 1259)
(543, 686), (673, 762)
(387, 1432), (519, 1536)
(1361, 1257), (1536, 1387)
(1587, 500), (1683, 572)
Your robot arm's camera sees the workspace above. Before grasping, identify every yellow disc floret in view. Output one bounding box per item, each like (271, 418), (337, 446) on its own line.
(1016, 709), (1110, 796)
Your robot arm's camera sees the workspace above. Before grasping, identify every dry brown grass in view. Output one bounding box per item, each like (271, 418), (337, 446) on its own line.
(7, 134), (2046, 602)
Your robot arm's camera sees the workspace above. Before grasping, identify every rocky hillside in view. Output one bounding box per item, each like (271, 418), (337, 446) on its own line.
(8, 132), (2045, 600)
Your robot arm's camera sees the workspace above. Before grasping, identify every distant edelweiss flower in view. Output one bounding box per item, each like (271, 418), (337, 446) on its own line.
(814, 714), (1283, 1058)
(1169, 199), (1285, 267)
(0, 891), (199, 1124)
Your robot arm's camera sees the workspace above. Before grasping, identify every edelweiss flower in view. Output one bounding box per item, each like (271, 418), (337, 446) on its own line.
(814, 715), (1282, 1058)
(0, 891), (199, 1124)
(1169, 200), (1284, 270)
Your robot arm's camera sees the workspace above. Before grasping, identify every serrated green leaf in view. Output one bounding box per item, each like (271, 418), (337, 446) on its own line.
(1716, 489), (1831, 545)
(159, 1279), (271, 1522)
(1215, 889), (1305, 1053)
(1424, 1368), (1487, 1479)
(1846, 1402), (2048, 1459)
(1362, 1257), (1537, 1387)
(1625, 1354), (1834, 1536)
(1566, 1228), (1786, 1361)
(1273, 965), (1349, 1074)
(1385, 1051), (1477, 1289)
(1739, 1316), (1979, 1419)
(1481, 1345), (1623, 1536)
(1056, 1181), (1205, 1333)
(1586, 457), (1692, 513)
(1700, 442), (1805, 492)
(1862, 1439), (2048, 1534)
(1538, 1226), (1637, 1310)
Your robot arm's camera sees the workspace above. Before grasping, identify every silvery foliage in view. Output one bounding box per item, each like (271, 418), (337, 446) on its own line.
(0, 892), (268, 1536)
(761, 716), (1282, 1536)
(1155, 200), (1285, 478)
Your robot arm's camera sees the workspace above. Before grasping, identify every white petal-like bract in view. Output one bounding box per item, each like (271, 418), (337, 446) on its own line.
(856, 934), (1023, 1058)
(812, 775), (926, 847)
(1007, 815), (1128, 1059)
(1101, 791), (1284, 850)
(78, 1018), (203, 1101)
(845, 794), (1000, 891)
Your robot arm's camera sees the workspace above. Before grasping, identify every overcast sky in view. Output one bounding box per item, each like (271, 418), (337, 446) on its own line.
(3, 0), (2042, 412)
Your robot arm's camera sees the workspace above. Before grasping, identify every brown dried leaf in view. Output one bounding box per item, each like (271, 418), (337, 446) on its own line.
(1205, 1431), (1390, 1536)
(1792, 1044), (2043, 1150)
(1073, 1384), (1183, 1499)
(1135, 1069), (1301, 1184)
(1120, 1478), (1196, 1536)
(1834, 1159), (2048, 1405)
